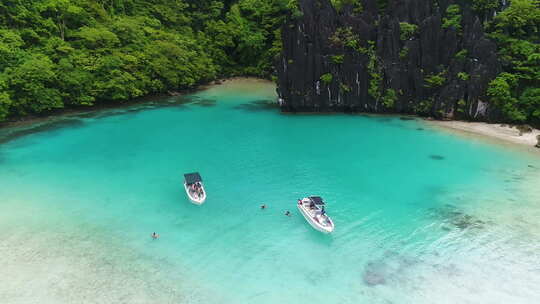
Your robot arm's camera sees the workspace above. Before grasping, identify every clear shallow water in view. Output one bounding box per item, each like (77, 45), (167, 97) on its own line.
(1, 79), (540, 304)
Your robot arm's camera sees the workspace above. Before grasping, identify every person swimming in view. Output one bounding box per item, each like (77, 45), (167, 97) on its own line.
(260, 204), (267, 209)
(151, 232), (159, 240)
(285, 210), (291, 216)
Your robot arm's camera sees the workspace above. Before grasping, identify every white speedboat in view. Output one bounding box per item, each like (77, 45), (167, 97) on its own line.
(183, 172), (206, 205)
(297, 196), (334, 233)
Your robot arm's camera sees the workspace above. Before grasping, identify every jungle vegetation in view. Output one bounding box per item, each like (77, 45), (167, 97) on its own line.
(0, 0), (538, 126)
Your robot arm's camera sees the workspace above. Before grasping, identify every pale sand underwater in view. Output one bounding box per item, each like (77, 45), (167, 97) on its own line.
(0, 198), (220, 304)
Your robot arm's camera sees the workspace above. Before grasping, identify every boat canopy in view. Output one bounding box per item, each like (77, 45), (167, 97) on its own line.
(184, 172), (202, 185)
(309, 196), (325, 205)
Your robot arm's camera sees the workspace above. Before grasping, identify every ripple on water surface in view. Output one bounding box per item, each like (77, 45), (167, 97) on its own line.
(0, 79), (539, 304)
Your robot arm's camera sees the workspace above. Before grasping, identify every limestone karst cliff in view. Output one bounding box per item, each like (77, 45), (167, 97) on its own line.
(276, 0), (504, 121)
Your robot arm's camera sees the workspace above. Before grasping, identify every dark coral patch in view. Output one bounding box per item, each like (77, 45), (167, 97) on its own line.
(430, 204), (486, 231)
(375, 117), (393, 123)
(233, 99), (277, 111)
(0, 119), (85, 145)
(192, 99), (217, 107)
(362, 253), (420, 287)
(362, 262), (387, 286)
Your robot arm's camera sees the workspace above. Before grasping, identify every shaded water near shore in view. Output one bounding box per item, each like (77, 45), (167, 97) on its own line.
(1, 79), (540, 303)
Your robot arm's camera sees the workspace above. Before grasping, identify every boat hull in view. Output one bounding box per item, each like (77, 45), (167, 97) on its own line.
(297, 203), (334, 233)
(184, 183), (206, 205)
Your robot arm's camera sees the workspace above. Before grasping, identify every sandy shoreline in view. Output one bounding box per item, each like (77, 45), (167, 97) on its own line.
(428, 120), (540, 150)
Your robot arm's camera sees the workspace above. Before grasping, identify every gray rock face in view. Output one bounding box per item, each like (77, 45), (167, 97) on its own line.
(276, 0), (502, 121)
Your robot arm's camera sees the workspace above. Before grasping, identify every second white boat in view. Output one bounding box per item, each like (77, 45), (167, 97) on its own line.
(297, 196), (334, 233)
(183, 172), (206, 205)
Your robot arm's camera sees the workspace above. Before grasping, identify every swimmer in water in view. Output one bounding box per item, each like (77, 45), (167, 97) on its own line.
(151, 232), (159, 240)
(285, 211), (291, 216)
(260, 204), (266, 209)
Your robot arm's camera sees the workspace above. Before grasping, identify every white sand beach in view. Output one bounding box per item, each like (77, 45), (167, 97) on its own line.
(428, 120), (540, 149)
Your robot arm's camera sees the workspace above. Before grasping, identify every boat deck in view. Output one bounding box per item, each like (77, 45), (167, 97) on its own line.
(299, 203), (332, 227)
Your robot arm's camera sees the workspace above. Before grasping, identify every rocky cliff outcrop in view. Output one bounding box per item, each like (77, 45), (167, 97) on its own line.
(277, 0), (502, 121)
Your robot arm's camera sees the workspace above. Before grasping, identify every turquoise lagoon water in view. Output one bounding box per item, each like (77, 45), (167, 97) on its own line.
(1, 79), (540, 304)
